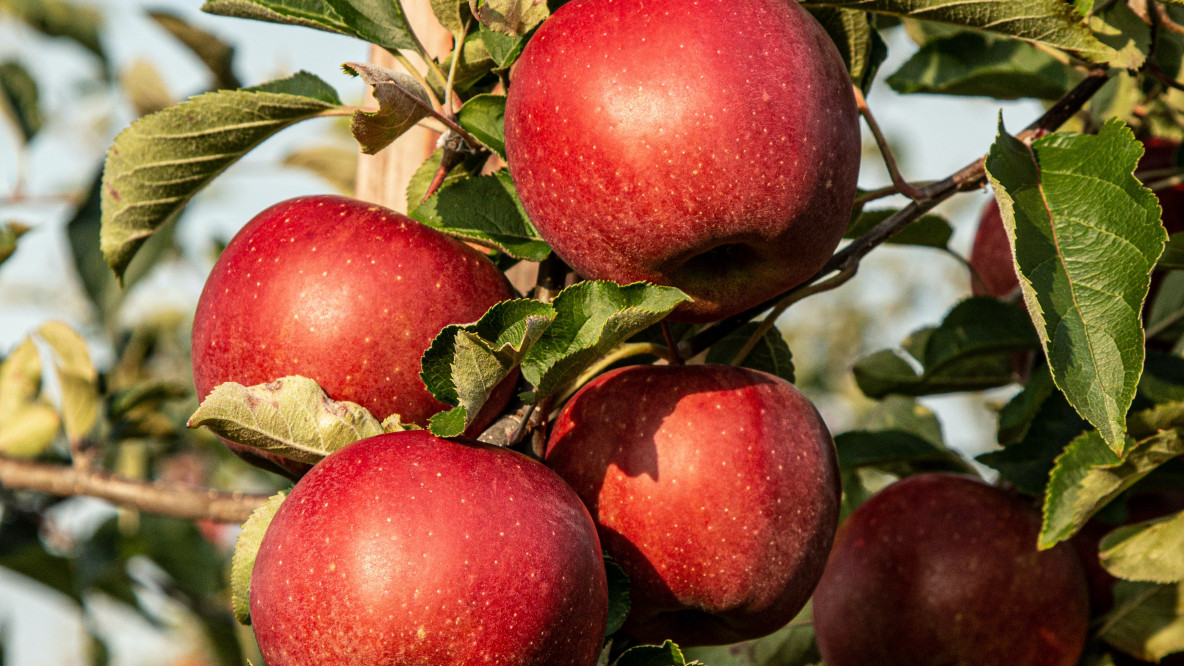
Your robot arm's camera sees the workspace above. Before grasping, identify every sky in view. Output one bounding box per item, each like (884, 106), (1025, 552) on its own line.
(0, 1), (1046, 663)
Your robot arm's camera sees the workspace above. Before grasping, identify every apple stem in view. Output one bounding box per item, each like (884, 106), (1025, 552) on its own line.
(443, 18), (471, 117)
(421, 139), (470, 204)
(853, 84), (926, 202)
(661, 321), (684, 365)
(0, 455), (269, 523)
(679, 68), (1112, 361)
(534, 254), (571, 303)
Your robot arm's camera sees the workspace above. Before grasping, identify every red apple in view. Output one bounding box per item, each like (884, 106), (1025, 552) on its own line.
(504, 0), (861, 323)
(545, 364), (840, 646)
(250, 430), (609, 665)
(812, 473), (1089, 666)
(192, 195), (517, 478)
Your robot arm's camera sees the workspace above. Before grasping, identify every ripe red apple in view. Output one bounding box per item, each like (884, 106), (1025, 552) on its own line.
(545, 364), (840, 646)
(192, 195), (516, 477)
(971, 137), (1184, 300)
(250, 430), (609, 665)
(504, 0), (861, 323)
(812, 473), (1089, 666)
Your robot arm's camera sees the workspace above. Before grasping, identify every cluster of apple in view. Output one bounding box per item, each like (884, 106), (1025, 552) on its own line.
(188, 0), (861, 662)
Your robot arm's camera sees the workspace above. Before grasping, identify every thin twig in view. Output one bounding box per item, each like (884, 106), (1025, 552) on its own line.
(0, 457), (269, 523)
(1147, 306), (1184, 339)
(678, 68), (1112, 360)
(854, 84), (925, 201)
(444, 19), (470, 117)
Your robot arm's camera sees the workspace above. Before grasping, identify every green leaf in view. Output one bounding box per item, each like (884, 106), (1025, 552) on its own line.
(986, 120), (1166, 454)
(427, 32), (496, 98)
(520, 282), (691, 401)
(1040, 428), (1184, 549)
(605, 554), (630, 637)
(863, 395), (946, 446)
(1159, 233), (1184, 271)
(683, 603), (819, 666)
(421, 299), (556, 437)
(186, 375), (386, 465)
(834, 429), (969, 472)
(1087, 0), (1149, 70)
(430, 0), (470, 36)
(0, 61), (41, 141)
(411, 169), (550, 261)
(201, 0), (415, 52)
(0, 338), (60, 458)
(342, 62), (435, 155)
(1141, 351), (1184, 405)
(0, 0), (105, 65)
(809, 0), (1112, 64)
(478, 23), (527, 68)
(100, 72), (340, 280)
(147, 10), (241, 90)
(886, 32), (1083, 100)
(456, 93), (506, 159)
(704, 323), (795, 384)
(614, 640), (701, 666)
(471, 0), (547, 37)
(405, 146), (488, 211)
(231, 491), (286, 625)
(854, 297), (1039, 398)
(1100, 511), (1184, 583)
(806, 7), (885, 91)
(977, 368), (1090, 496)
(1100, 580), (1184, 662)
(845, 208), (952, 248)
(0, 221), (29, 266)
(36, 321), (98, 443)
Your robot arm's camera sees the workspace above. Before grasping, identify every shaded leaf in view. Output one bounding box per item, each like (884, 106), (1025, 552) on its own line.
(0, 338), (59, 458)
(605, 555), (630, 637)
(187, 376), (386, 465)
(420, 299), (555, 437)
(148, 10), (240, 89)
(986, 120), (1165, 453)
(1100, 580), (1184, 662)
(1087, 0), (1149, 70)
(683, 603), (819, 666)
(478, 23), (527, 68)
(231, 491), (286, 624)
(411, 169), (549, 260)
(101, 71), (340, 280)
(343, 62), (434, 155)
(863, 395), (945, 445)
(615, 640), (701, 666)
(431, 0), (470, 36)
(887, 32), (1083, 100)
(120, 60), (173, 117)
(0, 61), (41, 141)
(0, 0), (105, 64)
(1100, 511), (1184, 583)
(1160, 232), (1184, 271)
(807, 7), (885, 91)
(854, 297), (1039, 398)
(520, 282), (691, 401)
(201, 0), (415, 52)
(704, 323), (795, 384)
(809, 0), (1113, 64)
(472, 0), (547, 36)
(1040, 428), (1184, 549)
(427, 32), (496, 98)
(834, 429), (970, 472)
(456, 93), (506, 158)
(37, 321), (98, 442)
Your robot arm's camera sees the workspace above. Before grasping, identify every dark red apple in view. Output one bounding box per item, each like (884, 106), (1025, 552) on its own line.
(192, 195), (516, 478)
(504, 0), (861, 323)
(812, 473), (1089, 666)
(545, 364), (840, 646)
(250, 430), (608, 665)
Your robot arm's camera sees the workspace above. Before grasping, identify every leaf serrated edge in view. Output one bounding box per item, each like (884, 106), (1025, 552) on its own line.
(231, 491), (287, 625)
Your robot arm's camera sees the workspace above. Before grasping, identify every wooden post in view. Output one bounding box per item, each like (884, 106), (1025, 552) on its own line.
(353, 0), (452, 212)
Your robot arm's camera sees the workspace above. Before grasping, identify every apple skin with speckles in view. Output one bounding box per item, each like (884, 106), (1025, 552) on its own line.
(544, 364), (840, 646)
(812, 473), (1090, 666)
(191, 195), (517, 478)
(504, 0), (861, 323)
(249, 430), (609, 665)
